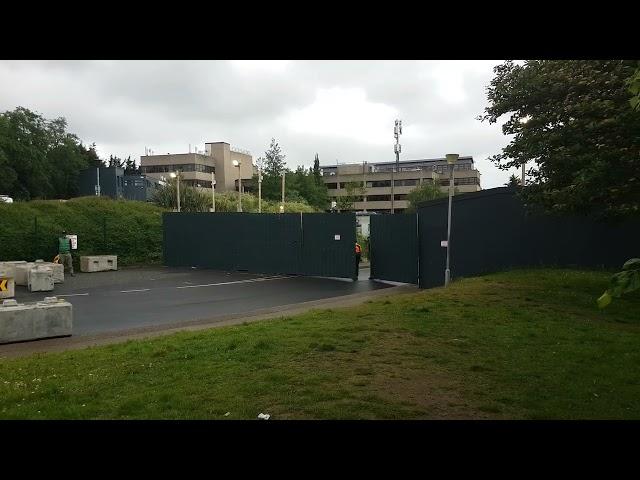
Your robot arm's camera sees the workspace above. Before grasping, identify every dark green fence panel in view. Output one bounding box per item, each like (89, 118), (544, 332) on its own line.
(302, 213), (356, 279)
(163, 212), (355, 279)
(417, 187), (640, 289)
(370, 214), (419, 284)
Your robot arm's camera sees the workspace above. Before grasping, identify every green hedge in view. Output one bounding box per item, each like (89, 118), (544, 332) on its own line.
(0, 197), (164, 266)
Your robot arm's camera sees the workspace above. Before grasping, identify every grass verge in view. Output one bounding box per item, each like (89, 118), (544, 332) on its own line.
(0, 268), (638, 419)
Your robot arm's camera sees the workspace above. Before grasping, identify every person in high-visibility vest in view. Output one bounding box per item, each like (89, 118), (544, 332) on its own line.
(355, 241), (362, 278)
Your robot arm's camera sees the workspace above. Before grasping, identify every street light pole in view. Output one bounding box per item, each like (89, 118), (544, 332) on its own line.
(281, 171), (285, 212)
(210, 171), (216, 212)
(444, 153), (458, 287)
(232, 160), (242, 212)
(170, 171), (181, 212)
(258, 169), (262, 213)
(519, 116), (530, 186)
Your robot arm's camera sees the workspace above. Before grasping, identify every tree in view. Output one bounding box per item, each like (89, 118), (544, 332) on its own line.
(313, 153), (322, 185)
(406, 182), (448, 212)
(0, 107), (102, 200)
(259, 138), (287, 201)
(597, 258), (640, 308)
(628, 67), (640, 111)
(337, 181), (365, 211)
(480, 60), (640, 218)
(505, 174), (521, 188)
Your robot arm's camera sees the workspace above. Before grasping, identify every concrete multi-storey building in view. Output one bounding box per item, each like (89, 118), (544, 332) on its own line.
(140, 142), (254, 193)
(321, 156), (481, 214)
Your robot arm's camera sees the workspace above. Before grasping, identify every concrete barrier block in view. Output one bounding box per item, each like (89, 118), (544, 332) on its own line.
(0, 297), (72, 344)
(33, 262), (64, 283)
(14, 262), (35, 286)
(0, 261), (28, 281)
(81, 255), (118, 272)
(28, 265), (54, 292)
(0, 266), (16, 299)
(100, 255), (117, 271)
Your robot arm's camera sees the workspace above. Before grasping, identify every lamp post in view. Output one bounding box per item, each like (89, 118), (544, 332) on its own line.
(170, 171), (180, 212)
(444, 153), (459, 287)
(210, 172), (216, 212)
(281, 171), (285, 213)
(519, 115), (530, 186)
(258, 169), (263, 213)
(232, 160), (242, 212)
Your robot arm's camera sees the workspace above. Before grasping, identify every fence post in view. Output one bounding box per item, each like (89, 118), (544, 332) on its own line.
(103, 217), (107, 253)
(33, 216), (38, 260)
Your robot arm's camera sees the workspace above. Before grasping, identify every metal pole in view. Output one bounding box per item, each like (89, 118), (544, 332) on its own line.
(445, 164), (453, 287)
(390, 167), (395, 214)
(96, 167), (101, 196)
(176, 173), (181, 212)
(281, 172), (285, 211)
(362, 161), (367, 212)
(237, 166), (242, 212)
(521, 161), (526, 186)
(211, 171), (215, 212)
(258, 170), (262, 213)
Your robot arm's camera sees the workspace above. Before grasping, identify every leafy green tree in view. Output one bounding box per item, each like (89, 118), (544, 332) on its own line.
(0, 107), (101, 200)
(337, 181), (365, 211)
(253, 140), (329, 210)
(0, 107), (145, 200)
(260, 138), (287, 201)
(406, 182), (447, 212)
(505, 174), (521, 188)
(480, 60), (640, 218)
(597, 258), (640, 308)
(313, 153), (322, 184)
(628, 67), (640, 111)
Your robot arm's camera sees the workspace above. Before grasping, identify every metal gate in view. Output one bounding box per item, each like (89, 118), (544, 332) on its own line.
(163, 212), (356, 279)
(370, 214), (419, 284)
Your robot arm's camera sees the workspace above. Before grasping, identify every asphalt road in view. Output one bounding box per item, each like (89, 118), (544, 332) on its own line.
(13, 266), (390, 336)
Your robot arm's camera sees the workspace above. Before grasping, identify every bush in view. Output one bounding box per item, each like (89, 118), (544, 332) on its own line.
(0, 197), (165, 266)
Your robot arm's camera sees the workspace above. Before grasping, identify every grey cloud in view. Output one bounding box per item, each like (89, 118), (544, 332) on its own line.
(0, 60), (514, 188)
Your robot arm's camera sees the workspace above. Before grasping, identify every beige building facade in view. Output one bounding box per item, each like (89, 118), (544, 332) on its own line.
(140, 142), (253, 193)
(321, 156), (481, 213)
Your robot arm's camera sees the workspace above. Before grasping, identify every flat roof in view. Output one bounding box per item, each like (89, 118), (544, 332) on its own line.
(320, 156), (474, 168)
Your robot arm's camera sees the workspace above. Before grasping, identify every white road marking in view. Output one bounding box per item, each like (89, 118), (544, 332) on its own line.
(56, 293), (90, 297)
(120, 289), (151, 293)
(175, 276), (288, 289)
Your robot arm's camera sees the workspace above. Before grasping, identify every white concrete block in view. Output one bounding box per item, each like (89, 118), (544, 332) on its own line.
(28, 265), (54, 292)
(80, 255), (118, 272)
(13, 262), (35, 286)
(0, 261), (27, 281)
(0, 266), (16, 299)
(0, 297), (72, 344)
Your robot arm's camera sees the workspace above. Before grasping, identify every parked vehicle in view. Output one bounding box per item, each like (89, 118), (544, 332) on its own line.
(0, 195), (14, 203)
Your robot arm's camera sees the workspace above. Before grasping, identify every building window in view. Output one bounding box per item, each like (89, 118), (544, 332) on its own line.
(367, 194), (392, 202)
(326, 183), (338, 189)
(141, 164), (215, 174)
(366, 180), (391, 188)
(393, 194), (408, 201)
(394, 179), (419, 187)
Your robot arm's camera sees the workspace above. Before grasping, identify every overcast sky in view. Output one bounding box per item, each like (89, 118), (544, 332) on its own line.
(0, 60), (517, 188)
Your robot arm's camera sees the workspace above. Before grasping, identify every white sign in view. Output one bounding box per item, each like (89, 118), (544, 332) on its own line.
(66, 235), (78, 250)
(334, 234), (341, 241)
(440, 240), (448, 248)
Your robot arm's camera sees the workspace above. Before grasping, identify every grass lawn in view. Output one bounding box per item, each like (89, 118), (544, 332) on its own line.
(1, 268), (639, 419)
